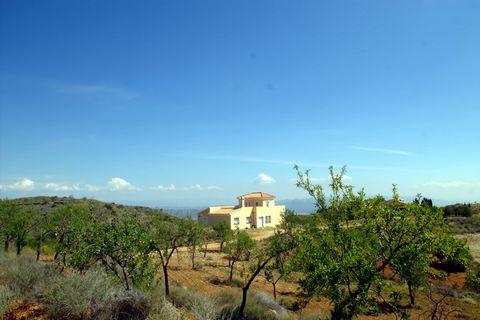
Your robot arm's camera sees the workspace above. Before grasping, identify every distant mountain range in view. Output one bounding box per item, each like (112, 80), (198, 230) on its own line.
(8, 196), (473, 221)
(278, 196), (464, 214)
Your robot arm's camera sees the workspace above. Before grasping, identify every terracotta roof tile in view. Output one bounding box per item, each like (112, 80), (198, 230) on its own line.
(237, 192), (275, 199)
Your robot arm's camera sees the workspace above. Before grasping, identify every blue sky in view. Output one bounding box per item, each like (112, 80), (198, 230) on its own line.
(1, 0), (479, 207)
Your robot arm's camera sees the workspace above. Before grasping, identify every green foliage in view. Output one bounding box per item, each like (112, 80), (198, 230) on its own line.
(0, 199), (16, 252)
(392, 245), (429, 305)
(465, 266), (480, 293)
(443, 203), (474, 217)
(293, 165), (465, 319)
(224, 229), (256, 283)
(184, 218), (204, 269)
(148, 212), (188, 296)
(213, 220), (233, 250)
(0, 200), (38, 255)
(96, 211), (156, 291)
(48, 203), (95, 263)
(432, 233), (471, 272)
(28, 208), (51, 260)
(48, 205), (156, 290)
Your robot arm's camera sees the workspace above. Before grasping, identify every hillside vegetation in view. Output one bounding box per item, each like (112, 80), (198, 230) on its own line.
(1, 167), (480, 320)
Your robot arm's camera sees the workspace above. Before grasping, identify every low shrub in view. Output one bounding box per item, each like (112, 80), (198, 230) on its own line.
(0, 254), (58, 301)
(298, 313), (324, 320)
(111, 290), (150, 320)
(0, 285), (15, 318)
(230, 278), (244, 288)
(193, 263), (204, 271)
(465, 269), (480, 293)
(147, 298), (187, 320)
(188, 294), (219, 320)
(169, 284), (196, 309)
(167, 283), (219, 320)
(44, 270), (149, 320)
(216, 291), (288, 320)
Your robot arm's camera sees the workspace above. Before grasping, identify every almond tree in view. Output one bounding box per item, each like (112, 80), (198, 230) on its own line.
(0, 199), (15, 252)
(184, 217), (204, 269)
(293, 165), (468, 319)
(96, 211), (155, 290)
(149, 213), (188, 296)
(224, 229), (255, 283)
(213, 220), (232, 250)
(29, 208), (51, 260)
(237, 230), (294, 316)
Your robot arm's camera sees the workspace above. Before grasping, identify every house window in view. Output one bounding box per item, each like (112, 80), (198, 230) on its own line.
(266, 201), (269, 207)
(246, 216), (251, 224)
(265, 216), (272, 224)
(234, 217), (240, 225)
(256, 202), (258, 206)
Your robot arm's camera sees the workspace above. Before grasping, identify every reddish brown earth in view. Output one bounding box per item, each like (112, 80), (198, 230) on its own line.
(5, 302), (47, 320)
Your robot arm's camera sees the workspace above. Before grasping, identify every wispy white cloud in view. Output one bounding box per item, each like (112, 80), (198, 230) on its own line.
(151, 184), (176, 191)
(44, 182), (80, 191)
(182, 184), (221, 191)
(0, 178), (35, 191)
(352, 146), (414, 156)
(184, 184), (203, 191)
(423, 181), (477, 188)
(108, 177), (140, 191)
(85, 184), (102, 192)
(256, 173), (275, 185)
(164, 152), (413, 172)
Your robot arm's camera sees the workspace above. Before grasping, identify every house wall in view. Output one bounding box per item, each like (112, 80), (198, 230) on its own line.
(254, 205), (285, 228)
(197, 200), (283, 230)
(198, 208), (232, 228)
(241, 199), (275, 207)
(230, 207), (254, 229)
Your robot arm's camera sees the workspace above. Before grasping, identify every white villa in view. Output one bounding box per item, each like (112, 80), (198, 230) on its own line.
(197, 192), (285, 230)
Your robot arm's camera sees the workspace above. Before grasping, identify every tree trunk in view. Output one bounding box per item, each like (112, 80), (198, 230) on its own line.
(331, 305), (350, 320)
(4, 239), (8, 252)
(229, 261), (235, 283)
(36, 243), (41, 261)
(238, 257), (273, 316)
(408, 281), (415, 306)
(191, 244), (196, 269)
(273, 282), (277, 302)
(220, 240), (224, 250)
(121, 266), (130, 291)
(238, 287), (249, 318)
(163, 265), (170, 296)
(16, 242), (21, 255)
(203, 242), (207, 257)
